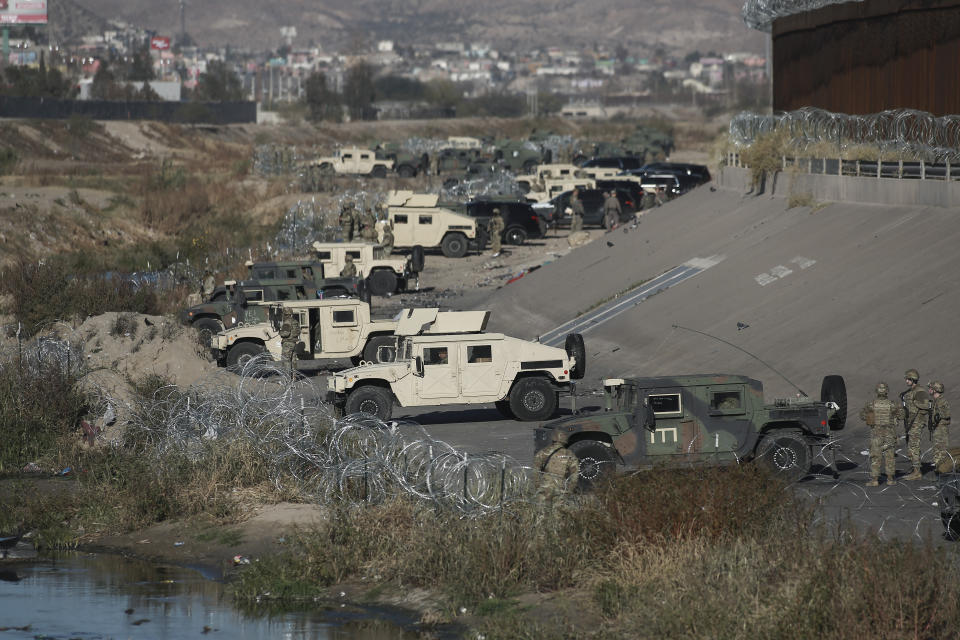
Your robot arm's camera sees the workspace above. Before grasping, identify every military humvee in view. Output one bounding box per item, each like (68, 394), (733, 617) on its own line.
(386, 191), (479, 258)
(210, 298), (398, 371)
(326, 308), (585, 422)
(534, 374), (847, 484)
(310, 242), (425, 296)
(181, 270), (364, 344)
(311, 146), (394, 178)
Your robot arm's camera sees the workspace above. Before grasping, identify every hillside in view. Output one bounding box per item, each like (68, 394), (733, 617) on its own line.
(72, 0), (764, 55)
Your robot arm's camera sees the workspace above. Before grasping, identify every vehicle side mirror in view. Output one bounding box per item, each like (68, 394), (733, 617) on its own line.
(414, 356), (424, 377)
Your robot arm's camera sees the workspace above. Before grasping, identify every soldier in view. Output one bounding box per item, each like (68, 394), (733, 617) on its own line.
(351, 205), (363, 241)
(860, 382), (904, 486)
(488, 208), (505, 257)
(381, 220), (395, 255)
(569, 188), (585, 232)
(278, 307), (301, 379)
(900, 368), (932, 480)
(533, 430), (580, 499)
(360, 207), (378, 241)
(603, 190), (622, 230)
(640, 187), (657, 211)
(340, 254), (358, 277)
(928, 381), (952, 473)
(202, 270), (215, 298)
(339, 201), (355, 241)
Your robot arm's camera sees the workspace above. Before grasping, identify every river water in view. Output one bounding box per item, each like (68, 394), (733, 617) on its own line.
(0, 553), (434, 639)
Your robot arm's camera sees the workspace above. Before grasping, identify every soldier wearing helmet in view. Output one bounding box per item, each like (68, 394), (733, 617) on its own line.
(860, 382), (904, 486)
(487, 208), (505, 257)
(533, 429), (580, 499)
(278, 306), (301, 380)
(927, 380), (952, 473)
(339, 200), (356, 241)
(340, 254), (357, 278)
(900, 368), (932, 480)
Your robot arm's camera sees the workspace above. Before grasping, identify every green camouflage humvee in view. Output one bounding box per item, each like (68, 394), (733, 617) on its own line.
(534, 374), (847, 484)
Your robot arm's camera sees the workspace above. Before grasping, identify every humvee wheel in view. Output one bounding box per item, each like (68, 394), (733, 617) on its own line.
(193, 317), (224, 347)
(397, 165), (416, 178)
(564, 333), (586, 380)
(226, 341), (265, 372)
(345, 386), (393, 420)
(820, 375), (847, 430)
(495, 400), (515, 420)
(505, 226), (527, 246)
(509, 378), (558, 421)
(362, 335), (396, 363)
(371, 165), (388, 178)
(441, 233), (469, 258)
(569, 440), (616, 489)
(318, 163), (334, 176)
(368, 270), (398, 296)
(756, 433), (811, 481)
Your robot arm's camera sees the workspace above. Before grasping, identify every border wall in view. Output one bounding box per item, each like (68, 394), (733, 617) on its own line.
(0, 96), (257, 124)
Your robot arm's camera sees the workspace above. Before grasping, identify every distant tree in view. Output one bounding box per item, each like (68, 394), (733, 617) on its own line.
(342, 61), (376, 120)
(0, 51), (76, 99)
(423, 79), (462, 111)
(458, 91), (525, 118)
(536, 91), (564, 116)
(303, 71), (341, 122)
(683, 50), (702, 64)
(373, 75), (425, 101)
(194, 60), (244, 102)
(90, 59), (126, 100)
(128, 45), (156, 82)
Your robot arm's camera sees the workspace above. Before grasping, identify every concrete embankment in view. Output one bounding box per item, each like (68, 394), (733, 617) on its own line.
(472, 178), (960, 430)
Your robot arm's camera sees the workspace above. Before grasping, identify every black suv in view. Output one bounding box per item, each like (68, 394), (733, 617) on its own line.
(460, 198), (547, 245)
(549, 188), (638, 228)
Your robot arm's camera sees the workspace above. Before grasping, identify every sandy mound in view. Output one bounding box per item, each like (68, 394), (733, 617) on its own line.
(71, 312), (226, 401)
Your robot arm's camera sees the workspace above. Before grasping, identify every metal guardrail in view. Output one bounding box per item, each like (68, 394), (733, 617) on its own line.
(726, 152), (960, 181)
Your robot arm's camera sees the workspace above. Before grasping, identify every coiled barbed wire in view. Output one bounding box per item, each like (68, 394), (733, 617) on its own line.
(742, 0), (865, 31)
(4, 328), (958, 534)
(730, 108), (960, 162)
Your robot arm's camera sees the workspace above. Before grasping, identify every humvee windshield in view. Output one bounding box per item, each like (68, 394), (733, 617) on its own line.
(373, 247), (386, 259)
(607, 383), (639, 412)
(398, 337), (413, 361)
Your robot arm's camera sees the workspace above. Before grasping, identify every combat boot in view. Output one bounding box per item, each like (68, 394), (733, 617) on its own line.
(903, 468), (923, 481)
(866, 478), (880, 487)
(886, 478), (897, 486)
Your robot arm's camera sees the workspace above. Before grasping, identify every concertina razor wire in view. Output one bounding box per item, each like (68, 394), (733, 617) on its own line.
(742, 0), (865, 31)
(7, 329), (960, 535)
(729, 108), (960, 163)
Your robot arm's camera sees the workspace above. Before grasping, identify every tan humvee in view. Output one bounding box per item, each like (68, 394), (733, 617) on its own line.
(311, 146), (394, 177)
(326, 308), (586, 422)
(386, 190), (479, 258)
(310, 241), (424, 296)
(210, 298), (398, 372)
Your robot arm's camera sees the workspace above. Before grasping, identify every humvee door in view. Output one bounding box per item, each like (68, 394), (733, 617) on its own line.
(458, 342), (502, 397)
(416, 343), (460, 399)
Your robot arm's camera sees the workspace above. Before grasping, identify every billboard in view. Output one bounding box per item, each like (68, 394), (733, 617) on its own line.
(0, 0), (48, 25)
(150, 36), (171, 50)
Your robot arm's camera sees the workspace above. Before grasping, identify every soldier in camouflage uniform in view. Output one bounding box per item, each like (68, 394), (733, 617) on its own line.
(488, 208), (505, 257)
(860, 382), (904, 486)
(533, 430), (580, 499)
(339, 201), (356, 241)
(602, 190), (622, 230)
(900, 368), (932, 480)
(381, 220), (395, 254)
(360, 207), (378, 241)
(569, 189), (585, 232)
(340, 254), (358, 277)
(928, 381), (952, 473)
(278, 307), (301, 380)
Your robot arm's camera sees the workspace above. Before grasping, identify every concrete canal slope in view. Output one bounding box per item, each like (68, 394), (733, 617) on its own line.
(472, 180), (960, 430)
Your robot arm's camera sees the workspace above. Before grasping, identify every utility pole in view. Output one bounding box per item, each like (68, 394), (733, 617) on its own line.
(179, 0), (187, 46)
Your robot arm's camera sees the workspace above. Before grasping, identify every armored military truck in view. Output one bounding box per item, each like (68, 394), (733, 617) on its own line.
(310, 242), (425, 296)
(326, 308), (585, 422)
(311, 146), (394, 178)
(210, 298), (398, 371)
(182, 270), (364, 344)
(534, 374), (847, 485)
(386, 191), (480, 258)
(375, 142), (429, 178)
